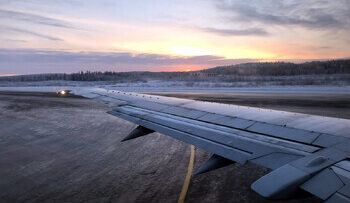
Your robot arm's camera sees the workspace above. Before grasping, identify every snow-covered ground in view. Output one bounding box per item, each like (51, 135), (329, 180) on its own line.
(0, 80), (349, 94)
(104, 86), (350, 94)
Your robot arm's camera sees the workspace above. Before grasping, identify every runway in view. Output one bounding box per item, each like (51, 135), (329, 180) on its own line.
(1, 91), (343, 202)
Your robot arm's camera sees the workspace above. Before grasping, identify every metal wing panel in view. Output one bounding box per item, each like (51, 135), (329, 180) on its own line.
(111, 111), (252, 164)
(180, 100), (311, 125)
(312, 134), (348, 147)
(286, 116), (350, 138)
(74, 89), (350, 139)
(114, 106), (319, 154)
(160, 106), (208, 119)
(197, 113), (255, 129)
(300, 160), (350, 202)
(250, 152), (303, 170)
(110, 104), (322, 169)
(301, 168), (345, 200)
(116, 107), (273, 156)
(178, 98), (350, 138)
(246, 122), (320, 144)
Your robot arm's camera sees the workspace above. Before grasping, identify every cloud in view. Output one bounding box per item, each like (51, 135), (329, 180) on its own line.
(318, 46), (332, 49)
(216, 0), (350, 30)
(0, 38), (27, 43)
(200, 27), (268, 36)
(0, 48), (259, 74)
(1, 26), (63, 41)
(0, 49), (255, 64)
(0, 9), (74, 29)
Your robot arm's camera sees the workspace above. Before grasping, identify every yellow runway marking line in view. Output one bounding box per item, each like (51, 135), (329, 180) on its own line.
(178, 145), (195, 203)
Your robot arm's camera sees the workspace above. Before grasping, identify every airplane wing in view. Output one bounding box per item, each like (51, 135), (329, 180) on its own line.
(71, 88), (350, 202)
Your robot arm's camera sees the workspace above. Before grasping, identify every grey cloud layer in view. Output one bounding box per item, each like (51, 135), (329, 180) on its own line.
(200, 27), (268, 36)
(0, 49), (256, 65)
(216, 0), (350, 30)
(1, 26), (62, 41)
(0, 9), (73, 41)
(0, 9), (73, 28)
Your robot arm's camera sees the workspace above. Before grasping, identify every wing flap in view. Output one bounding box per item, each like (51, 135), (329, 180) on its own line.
(198, 113), (255, 129)
(109, 104), (321, 167)
(115, 105), (319, 153)
(247, 122), (320, 144)
(161, 106), (207, 119)
(250, 152), (303, 170)
(110, 110), (252, 164)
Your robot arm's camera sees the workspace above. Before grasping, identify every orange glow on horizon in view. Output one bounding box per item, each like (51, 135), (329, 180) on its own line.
(0, 74), (18, 77)
(164, 64), (208, 72)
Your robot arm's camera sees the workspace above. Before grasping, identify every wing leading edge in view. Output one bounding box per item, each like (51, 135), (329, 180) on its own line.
(73, 88), (350, 202)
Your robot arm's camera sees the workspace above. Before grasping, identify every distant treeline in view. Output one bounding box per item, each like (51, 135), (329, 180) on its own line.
(1, 59), (349, 82)
(0, 71), (191, 82)
(202, 60), (350, 76)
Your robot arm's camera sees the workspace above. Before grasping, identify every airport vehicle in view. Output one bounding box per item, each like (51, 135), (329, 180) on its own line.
(56, 90), (71, 96)
(64, 88), (350, 202)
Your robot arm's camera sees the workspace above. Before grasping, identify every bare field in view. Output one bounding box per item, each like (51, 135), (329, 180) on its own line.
(1, 91), (343, 202)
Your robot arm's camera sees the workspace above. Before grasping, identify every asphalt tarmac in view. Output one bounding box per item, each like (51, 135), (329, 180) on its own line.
(2, 91), (346, 203)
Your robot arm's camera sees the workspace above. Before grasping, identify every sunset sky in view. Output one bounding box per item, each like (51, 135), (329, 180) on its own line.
(0, 0), (350, 75)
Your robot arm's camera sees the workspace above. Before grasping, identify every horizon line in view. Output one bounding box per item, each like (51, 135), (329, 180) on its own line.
(1, 58), (349, 77)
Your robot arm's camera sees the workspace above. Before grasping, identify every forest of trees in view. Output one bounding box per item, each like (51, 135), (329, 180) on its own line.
(202, 60), (350, 76)
(0, 71), (191, 82)
(1, 59), (349, 82)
